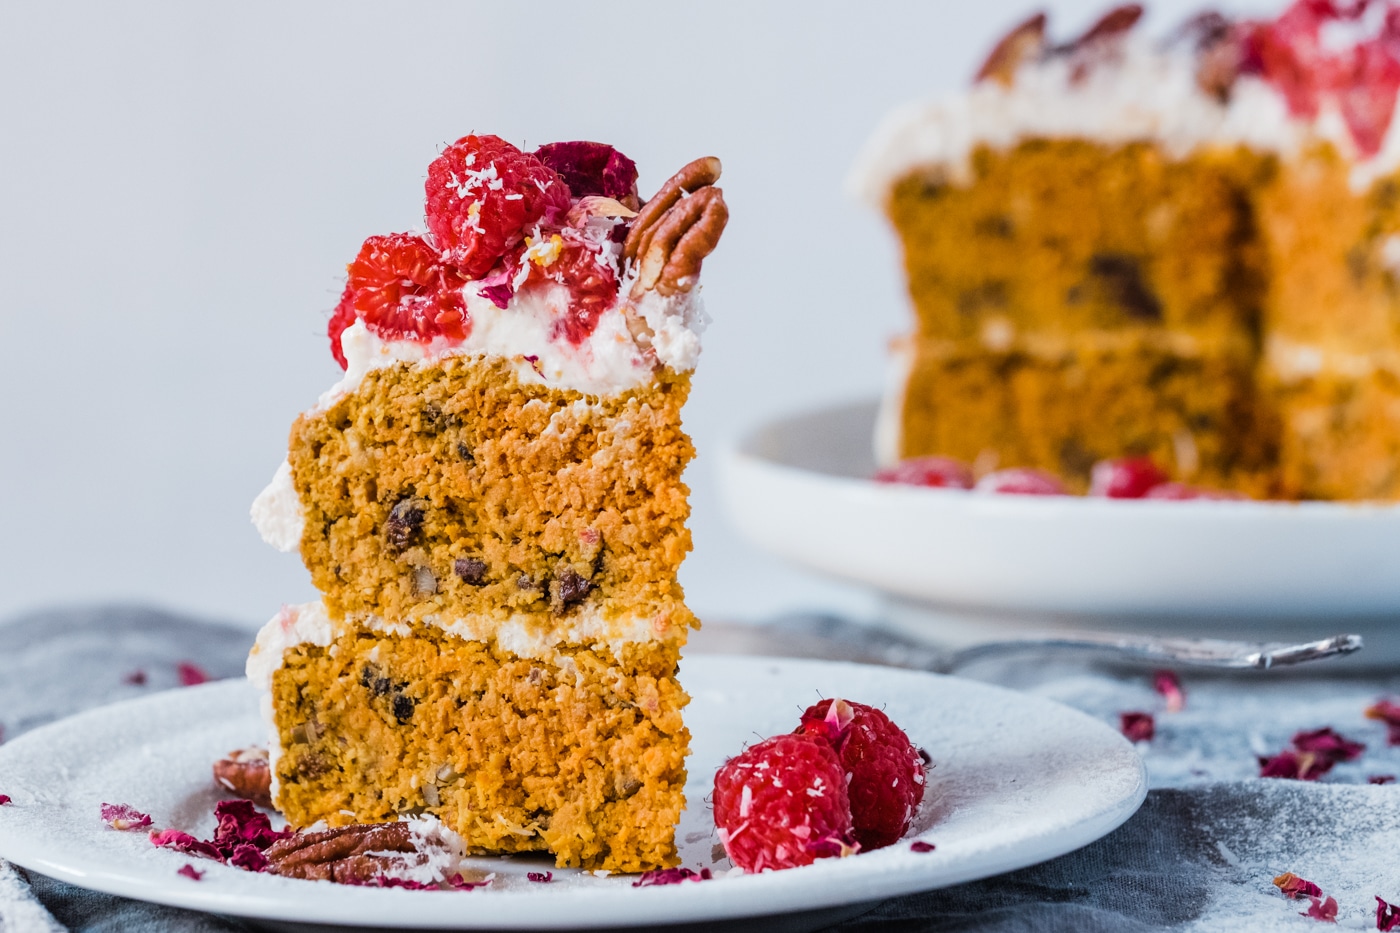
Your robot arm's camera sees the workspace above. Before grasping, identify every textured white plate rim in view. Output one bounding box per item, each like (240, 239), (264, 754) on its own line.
(0, 657), (1146, 930)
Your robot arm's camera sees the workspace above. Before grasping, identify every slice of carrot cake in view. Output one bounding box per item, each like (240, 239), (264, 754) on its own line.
(248, 136), (727, 871)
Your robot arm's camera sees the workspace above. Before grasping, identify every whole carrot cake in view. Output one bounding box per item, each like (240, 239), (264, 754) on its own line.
(248, 136), (727, 871)
(853, 1), (1400, 499)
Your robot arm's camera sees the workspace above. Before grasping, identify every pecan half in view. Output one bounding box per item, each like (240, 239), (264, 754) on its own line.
(264, 822), (428, 883)
(1073, 3), (1143, 48)
(1181, 12), (1240, 102)
(976, 12), (1047, 86)
(634, 186), (728, 296)
(213, 747), (273, 809)
(622, 156), (723, 266)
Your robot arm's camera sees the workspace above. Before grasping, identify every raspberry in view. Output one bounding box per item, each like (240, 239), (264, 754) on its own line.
(1088, 456), (1168, 498)
(713, 734), (855, 873)
(520, 233), (618, 344)
(974, 468), (1066, 496)
(340, 234), (468, 355)
(797, 699), (926, 851)
(1334, 37), (1400, 157)
(425, 135), (571, 279)
(873, 456), (974, 489)
(328, 285), (356, 370)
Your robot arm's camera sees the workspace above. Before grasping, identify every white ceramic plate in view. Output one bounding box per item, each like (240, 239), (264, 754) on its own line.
(0, 657), (1143, 932)
(720, 400), (1400, 645)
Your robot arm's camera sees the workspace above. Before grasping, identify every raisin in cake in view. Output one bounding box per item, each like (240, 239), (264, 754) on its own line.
(248, 136), (727, 872)
(852, 2), (1400, 499)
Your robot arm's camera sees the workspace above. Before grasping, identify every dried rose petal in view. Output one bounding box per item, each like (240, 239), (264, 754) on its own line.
(1120, 711), (1155, 742)
(150, 829), (223, 861)
(445, 873), (492, 891)
(1371, 774), (1397, 785)
(177, 663), (210, 687)
(631, 867), (712, 887)
(874, 456), (974, 489)
(0, 795), (11, 806)
(1275, 871), (1324, 900)
(228, 843), (270, 873)
(177, 864), (204, 881)
(100, 803), (153, 831)
(365, 875), (437, 890)
(211, 799), (290, 853)
(123, 670), (147, 686)
(527, 871), (553, 883)
(1153, 670), (1185, 712)
(533, 141), (639, 205)
(1260, 750), (1307, 780)
(1379, 896), (1400, 931)
(1304, 894), (1338, 922)
(910, 841), (936, 853)
(1365, 698), (1400, 745)
(1293, 727), (1365, 762)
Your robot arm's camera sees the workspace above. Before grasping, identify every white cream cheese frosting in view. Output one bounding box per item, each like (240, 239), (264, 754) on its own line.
(848, 35), (1400, 204)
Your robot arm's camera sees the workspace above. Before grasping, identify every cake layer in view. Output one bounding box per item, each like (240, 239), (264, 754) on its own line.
(265, 620), (687, 872)
(886, 140), (1270, 345)
(891, 338), (1275, 494)
(1256, 146), (1400, 353)
(289, 354), (695, 638)
(1271, 369), (1400, 500)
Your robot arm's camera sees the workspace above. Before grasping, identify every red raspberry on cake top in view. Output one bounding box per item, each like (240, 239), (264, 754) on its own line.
(519, 231), (619, 345)
(713, 733), (856, 873)
(797, 698), (926, 851)
(425, 134), (572, 279)
(328, 233), (469, 368)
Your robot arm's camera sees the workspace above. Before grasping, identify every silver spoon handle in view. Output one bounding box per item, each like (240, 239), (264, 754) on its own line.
(748, 615), (1364, 673)
(940, 632), (1363, 672)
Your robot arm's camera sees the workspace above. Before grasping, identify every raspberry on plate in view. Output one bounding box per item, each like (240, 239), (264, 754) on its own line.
(873, 456), (974, 489)
(713, 734), (855, 873)
(973, 468), (1066, 496)
(425, 135), (572, 279)
(332, 234), (468, 362)
(797, 699), (926, 851)
(1088, 456), (1168, 498)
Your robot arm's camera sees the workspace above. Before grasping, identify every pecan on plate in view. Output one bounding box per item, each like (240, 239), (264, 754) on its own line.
(213, 747), (273, 809)
(264, 822), (430, 883)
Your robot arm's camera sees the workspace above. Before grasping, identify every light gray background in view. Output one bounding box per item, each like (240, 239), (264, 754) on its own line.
(0, 0), (1262, 628)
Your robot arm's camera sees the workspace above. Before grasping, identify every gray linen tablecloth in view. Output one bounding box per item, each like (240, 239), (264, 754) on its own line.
(3, 606), (1400, 932)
